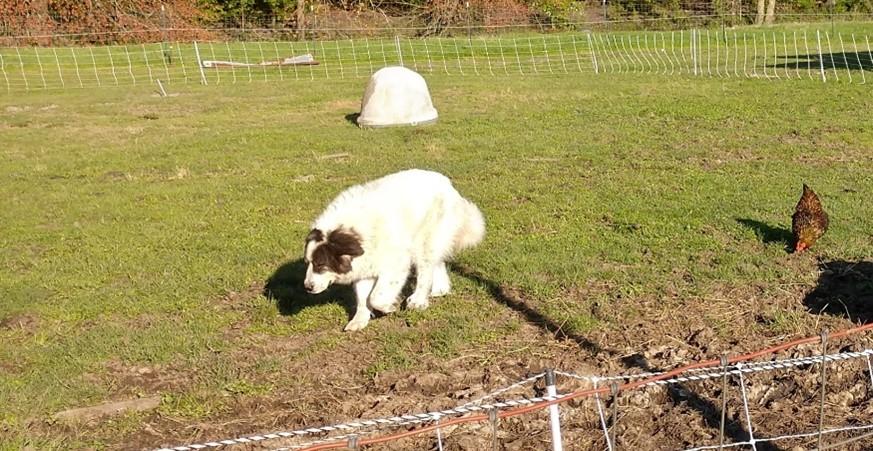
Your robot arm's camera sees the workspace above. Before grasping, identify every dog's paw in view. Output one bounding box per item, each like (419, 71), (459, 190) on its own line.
(430, 282), (450, 297)
(405, 294), (430, 310)
(344, 317), (370, 332)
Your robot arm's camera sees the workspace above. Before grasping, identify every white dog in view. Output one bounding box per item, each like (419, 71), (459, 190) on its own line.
(303, 169), (485, 331)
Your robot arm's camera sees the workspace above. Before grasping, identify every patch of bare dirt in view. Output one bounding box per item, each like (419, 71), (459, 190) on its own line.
(54, 396), (161, 425)
(80, 258), (873, 450)
(95, 360), (190, 397)
(0, 312), (40, 333)
(217, 281), (266, 310)
(324, 99), (360, 112)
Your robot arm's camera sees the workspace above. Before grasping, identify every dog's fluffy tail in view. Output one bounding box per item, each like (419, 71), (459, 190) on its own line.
(455, 198), (485, 251)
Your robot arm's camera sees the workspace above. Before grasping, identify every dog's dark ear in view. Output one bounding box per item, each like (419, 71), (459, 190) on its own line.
(337, 254), (354, 273)
(306, 228), (324, 243)
(328, 229), (364, 258)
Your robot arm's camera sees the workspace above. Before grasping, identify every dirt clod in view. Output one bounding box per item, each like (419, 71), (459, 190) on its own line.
(54, 396), (161, 424)
(0, 312), (39, 332)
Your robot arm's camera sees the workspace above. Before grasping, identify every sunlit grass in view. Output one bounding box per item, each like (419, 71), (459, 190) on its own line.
(1, 68), (871, 447)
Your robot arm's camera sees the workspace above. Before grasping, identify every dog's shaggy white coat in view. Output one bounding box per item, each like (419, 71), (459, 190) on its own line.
(304, 169), (485, 331)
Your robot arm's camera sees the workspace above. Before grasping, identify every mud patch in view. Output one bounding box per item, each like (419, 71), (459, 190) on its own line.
(0, 312), (40, 333)
(325, 99), (360, 112)
(54, 396), (161, 425)
(97, 360), (190, 396)
(217, 281), (266, 311)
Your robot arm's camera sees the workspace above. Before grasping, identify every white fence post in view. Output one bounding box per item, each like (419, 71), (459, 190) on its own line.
(141, 43), (154, 82)
(89, 46), (101, 87)
(16, 47), (29, 91)
(691, 29), (697, 76)
(194, 41), (208, 85)
(395, 35), (404, 67)
(34, 48), (47, 88)
(546, 369), (564, 451)
(0, 52), (9, 93)
(817, 30), (827, 82)
(581, 34), (592, 73)
(107, 46), (119, 85)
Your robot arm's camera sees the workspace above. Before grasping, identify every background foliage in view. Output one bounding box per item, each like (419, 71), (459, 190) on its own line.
(2, 0), (871, 42)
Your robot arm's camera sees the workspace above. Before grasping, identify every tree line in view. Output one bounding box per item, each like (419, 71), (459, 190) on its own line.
(1, 0), (870, 42)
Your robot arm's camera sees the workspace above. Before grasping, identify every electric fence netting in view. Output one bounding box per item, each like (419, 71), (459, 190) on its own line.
(1, 20), (871, 94)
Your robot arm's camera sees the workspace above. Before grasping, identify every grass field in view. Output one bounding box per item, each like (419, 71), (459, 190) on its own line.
(1, 66), (873, 449)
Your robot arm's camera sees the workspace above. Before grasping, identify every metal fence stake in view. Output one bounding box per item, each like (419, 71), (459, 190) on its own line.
(156, 79), (168, 97)
(489, 407), (499, 451)
(435, 416), (444, 451)
(818, 329), (829, 450)
(610, 381), (620, 449)
(720, 354), (729, 449)
(194, 41), (208, 85)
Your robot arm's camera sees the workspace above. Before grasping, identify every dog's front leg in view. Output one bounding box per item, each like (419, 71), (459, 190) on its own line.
(406, 261), (436, 310)
(368, 268), (408, 314)
(430, 261), (451, 297)
(345, 278), (375, 332)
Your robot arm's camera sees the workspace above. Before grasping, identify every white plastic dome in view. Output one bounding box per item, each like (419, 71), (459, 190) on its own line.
(357, 66), (438, 128)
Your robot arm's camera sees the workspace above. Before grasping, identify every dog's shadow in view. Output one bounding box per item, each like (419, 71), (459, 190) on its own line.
(263, 259), (356, 319)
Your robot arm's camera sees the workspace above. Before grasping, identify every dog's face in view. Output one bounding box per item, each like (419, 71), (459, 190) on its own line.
(303, 228), (364, 294)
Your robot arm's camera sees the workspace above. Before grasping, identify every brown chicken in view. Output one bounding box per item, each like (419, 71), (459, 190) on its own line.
(792, 184), (829, 253)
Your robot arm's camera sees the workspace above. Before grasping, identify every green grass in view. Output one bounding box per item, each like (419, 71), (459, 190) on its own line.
(1, 68), (872, 448)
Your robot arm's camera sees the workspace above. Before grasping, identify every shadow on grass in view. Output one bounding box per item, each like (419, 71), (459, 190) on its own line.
(263, 258), (356, 320)
(736, 218), (793, 252)
(770, 52), (873, 72)
(451, 262), (781, 451)
(344, 112), (360, 126)
(804, 260), (873, 323)
(449, 262), (603, 354)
